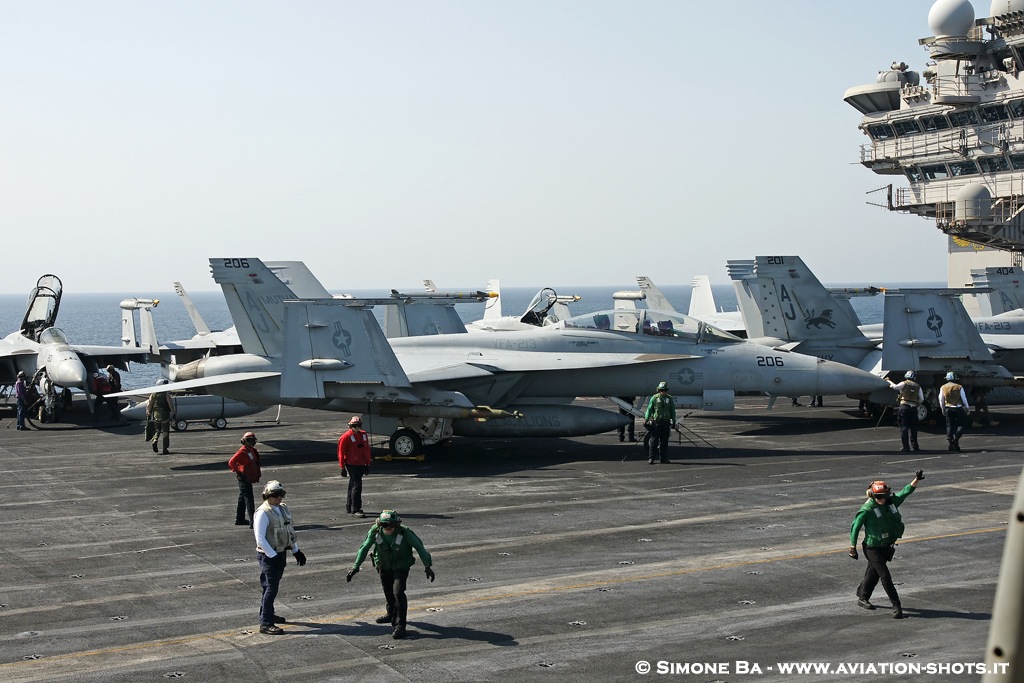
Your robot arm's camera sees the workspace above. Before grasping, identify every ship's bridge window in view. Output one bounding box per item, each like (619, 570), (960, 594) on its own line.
(892, 119), (922, 136)
(980, 104), (1011, 122)
(1010, 153), (1024, 170)
(906, 167), (924, 182)
(1007, 99), (1024, 118)
(947, 109), (980, 126)
(948, 160), (979, 176)
(979, 156), (1010, 173)
(921, 163), (950, 180)
(918, 114), (951, 132)
(866, 123), (895, 140)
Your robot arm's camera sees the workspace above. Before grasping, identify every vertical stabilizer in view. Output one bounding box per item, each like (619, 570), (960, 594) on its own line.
(209, 258), (300, 357)
(971, 267), (1024, 316)
(687, 275), (716, 318)
(173, 282), (211, 335)
(384, 303), (466, 338)
(637, 276), (678, 313)
(882, 290), (996, 371)
(264, 261), (333, 299)
(281, 299), (411, 399)
(727, 256), (864, 343)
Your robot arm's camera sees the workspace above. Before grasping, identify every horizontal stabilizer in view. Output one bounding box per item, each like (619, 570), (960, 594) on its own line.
(108, 371), (281, 397)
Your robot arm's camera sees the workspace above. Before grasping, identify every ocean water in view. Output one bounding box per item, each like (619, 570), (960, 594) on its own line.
(0, 282), (939, 390)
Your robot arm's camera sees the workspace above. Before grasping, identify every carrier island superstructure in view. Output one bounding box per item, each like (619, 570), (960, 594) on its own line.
(844, 0), (1024, 314)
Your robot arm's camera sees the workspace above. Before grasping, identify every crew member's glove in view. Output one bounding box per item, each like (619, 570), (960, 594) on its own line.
(340, 467), (348, 478)
(425, 567), (435, 582)
(915, 469), (925, 480)
(294, 550), (306, 566)
(644, 420), (652, 430)
(346, 568), (358, 582)
(848, 547), (858, 560)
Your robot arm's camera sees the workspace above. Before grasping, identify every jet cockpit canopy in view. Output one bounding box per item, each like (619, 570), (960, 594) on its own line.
(21, 274), (63, 342)
(38, 327), (70, 346)
(559, 309), (742, 344)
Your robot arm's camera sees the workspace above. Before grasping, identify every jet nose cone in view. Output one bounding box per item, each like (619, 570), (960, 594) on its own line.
(815, 359), (888, 396)
(52, 358), (88, 388)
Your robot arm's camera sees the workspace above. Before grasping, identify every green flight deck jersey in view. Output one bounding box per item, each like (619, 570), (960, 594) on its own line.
(850, 484), (915, 548)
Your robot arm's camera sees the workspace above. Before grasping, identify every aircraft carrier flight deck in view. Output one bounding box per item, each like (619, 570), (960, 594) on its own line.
(0, 396), (1018, 682)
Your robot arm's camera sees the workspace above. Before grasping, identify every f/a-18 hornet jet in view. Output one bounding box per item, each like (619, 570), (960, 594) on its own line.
(0, 275), (151, 412)
(113, 258), (887, 456)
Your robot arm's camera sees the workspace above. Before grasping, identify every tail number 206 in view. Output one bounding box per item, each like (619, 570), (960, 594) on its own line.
(756, 356), (784, 367)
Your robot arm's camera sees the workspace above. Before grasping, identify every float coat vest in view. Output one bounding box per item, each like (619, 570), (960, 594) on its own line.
(899, 381), (921, 405)
(258, 501), (296, 553)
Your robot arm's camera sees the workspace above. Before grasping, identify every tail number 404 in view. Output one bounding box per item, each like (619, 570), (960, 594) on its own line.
(756, 356), (784, 367)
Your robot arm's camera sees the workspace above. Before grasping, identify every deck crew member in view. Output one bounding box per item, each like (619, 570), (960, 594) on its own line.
(253, 480), (306, 634)
(849, 471), (924, 619)
(938, 372), (970, 452)
(887, 371), (924, 452)
(644, 381), (676, 464)
(146, 379), (172, 454)
(346, 509), (434, 640)
(14, 370), (28, 430)
(229, 432), (262, 527)
(338, 416), (371, 517)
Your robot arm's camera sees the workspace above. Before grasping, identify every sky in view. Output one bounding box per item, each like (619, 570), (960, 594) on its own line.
(0, 0), (965, 294)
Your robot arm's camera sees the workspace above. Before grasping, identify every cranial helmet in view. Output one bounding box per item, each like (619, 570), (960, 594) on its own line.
(17, 370), (25, 378)
(869, 481), (891, 497)
(262, 480), (285, 498)
(106, 365), (115, 372)
(349, 416), (362, 426)
(378, 509), (401, 526)
(156, 378), (169, 385)
(657, 381), (668, 391)
(241, 431), (257, 445)
(945, 371), (958, 382)
(904, 370), (916, 380)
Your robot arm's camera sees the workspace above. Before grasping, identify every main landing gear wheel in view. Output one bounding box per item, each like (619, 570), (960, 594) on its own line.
(172, 419), (188, 431)
(210, 417), (228, 429)
(389, 428), (422, 458)
(916, 403), (930, 422)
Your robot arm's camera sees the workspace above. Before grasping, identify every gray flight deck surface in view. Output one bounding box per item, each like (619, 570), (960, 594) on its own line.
(1, 397), (1016, 682)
